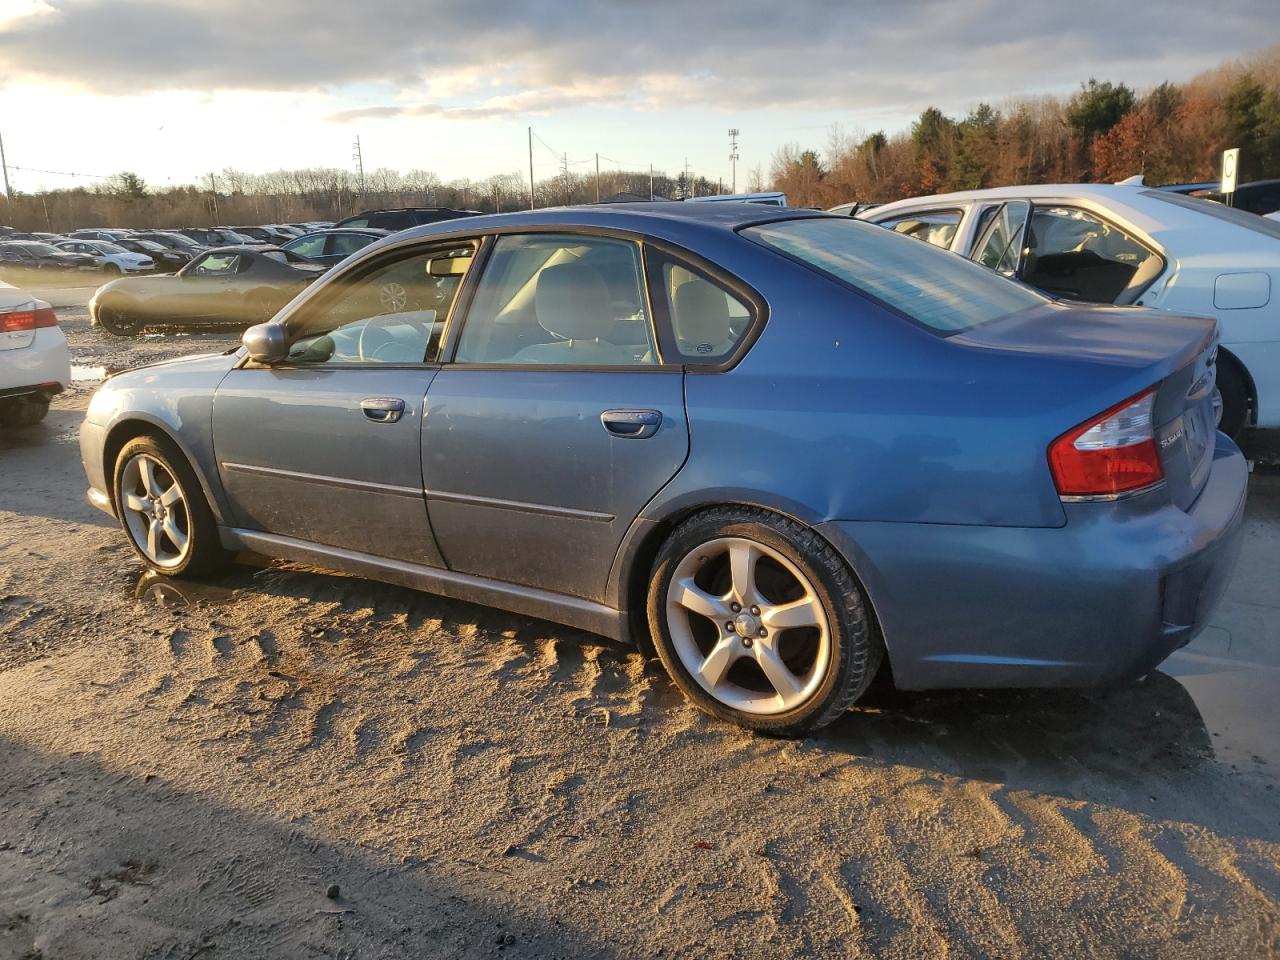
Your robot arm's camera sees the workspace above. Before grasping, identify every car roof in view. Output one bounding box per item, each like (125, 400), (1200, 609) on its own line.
(390, 202), (816, 246)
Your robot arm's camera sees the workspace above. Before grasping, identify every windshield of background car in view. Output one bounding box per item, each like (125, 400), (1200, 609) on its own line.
(1141, 190), (1280, 240)
(744, 217), (1045, 334)
(23, 242), (61, 255)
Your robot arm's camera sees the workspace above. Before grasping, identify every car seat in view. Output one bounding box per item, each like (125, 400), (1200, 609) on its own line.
(512, 262), (642, 364)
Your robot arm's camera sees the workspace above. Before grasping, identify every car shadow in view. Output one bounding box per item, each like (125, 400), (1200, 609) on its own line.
(0, 737), (613, 959)
(138, 558), (1279, 847)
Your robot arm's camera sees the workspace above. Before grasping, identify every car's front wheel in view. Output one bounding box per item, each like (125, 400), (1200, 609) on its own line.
(647, 507), (881, 735)
(98, 301), (144, 336)
(113, 434), (230, 577)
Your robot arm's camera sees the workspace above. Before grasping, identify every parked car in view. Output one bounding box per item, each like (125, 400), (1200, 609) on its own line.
(0, 241), (97, 272)
(56, 239), (154, 274)
(229, 225), (295, 245)
(687, 191), (788, 207)
(132, 231), (205, 254)
(861, 183), (1280, 435)
(70, 229), (134, 243)
(79, 205), (1246, 734)
(0, 280), (69, 427)
(111, 236), (192, 271)
(1155, 181), (1220, 195)
(827, 201), (882, 217)
(332, 207), (480, 231)
(89, 246), (327, 336)
(281, 227), (389, 266)
(1193, 178), (1280, 217)
(268, 224), (306, 238)
(178, 227), (264, 248)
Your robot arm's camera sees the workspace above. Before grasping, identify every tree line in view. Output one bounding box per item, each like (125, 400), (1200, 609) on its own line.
(772, 45), (1280, 207)
(0, 162), (727, 232)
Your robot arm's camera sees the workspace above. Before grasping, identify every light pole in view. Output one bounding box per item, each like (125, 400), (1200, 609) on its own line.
(729, 128), (740, 194)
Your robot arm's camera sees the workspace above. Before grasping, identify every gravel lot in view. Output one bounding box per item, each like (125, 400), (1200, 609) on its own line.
(0, 278), (1277, 959)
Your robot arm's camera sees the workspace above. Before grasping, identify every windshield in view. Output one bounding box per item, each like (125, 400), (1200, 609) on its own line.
(94, 242), (129, 254)
(744, 216), (1045, 334)
(130, 239), (166, 252)
(23, 242), (61, 255)
(1140, 190), (1280, 240)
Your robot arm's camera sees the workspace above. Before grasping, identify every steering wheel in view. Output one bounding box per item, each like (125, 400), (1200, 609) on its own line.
(355, 312), (435, 362)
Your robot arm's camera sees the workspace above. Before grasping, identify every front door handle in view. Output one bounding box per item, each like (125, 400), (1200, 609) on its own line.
(361, 397), (405, 424)
(601, 408), (662, 439)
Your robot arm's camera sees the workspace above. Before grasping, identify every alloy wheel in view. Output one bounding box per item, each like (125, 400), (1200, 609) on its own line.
(665, 536), (831, 715)
(119, 453), (192, 569)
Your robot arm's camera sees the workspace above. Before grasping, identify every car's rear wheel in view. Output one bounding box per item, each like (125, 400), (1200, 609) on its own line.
(0, 394), (50, 427)
(647, 507), (881, 735)
(113, 434), (230, 577)
(1215, 360), (1249, 438)
(98, 301), (144, 336)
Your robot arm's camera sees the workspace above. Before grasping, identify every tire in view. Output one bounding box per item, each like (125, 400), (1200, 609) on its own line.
(0, 394), (50, 427)
(112, 433), (231, 578)
(103, 262), (121, 275)
(1215, 360), (1249, 439)
(646, 506), (882, 735)
(98, 301), (144, 337)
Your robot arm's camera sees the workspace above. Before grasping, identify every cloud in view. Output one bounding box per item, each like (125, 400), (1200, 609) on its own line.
(1, 0), (1276, 119)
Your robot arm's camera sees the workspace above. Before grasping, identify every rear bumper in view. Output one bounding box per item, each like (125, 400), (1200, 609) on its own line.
(0, 327), (71, 394)
(819, 432), (1249, 690)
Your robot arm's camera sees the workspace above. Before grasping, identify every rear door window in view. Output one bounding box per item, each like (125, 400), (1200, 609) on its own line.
(1020, 206), (1163, 304)
(454, 233), (657, 365)
(875, 209), (963, 248)
(654, 257), (754, 362)
(972, 200), (1031, 274)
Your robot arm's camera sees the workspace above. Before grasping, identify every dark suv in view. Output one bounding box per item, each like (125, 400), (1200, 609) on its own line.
(332, 207), (481, 232)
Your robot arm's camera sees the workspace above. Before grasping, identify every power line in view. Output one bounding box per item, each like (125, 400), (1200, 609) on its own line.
(7, 163), (114, 180)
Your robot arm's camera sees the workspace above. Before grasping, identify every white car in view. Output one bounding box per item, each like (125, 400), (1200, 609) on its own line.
(0, 280), (70, 427)
(861, 183), (1280, 434)
(56, 239), (153, 275)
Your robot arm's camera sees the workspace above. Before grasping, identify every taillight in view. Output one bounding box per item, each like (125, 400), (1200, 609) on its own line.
(1048, 388), (1164, 498)
(0, 306), (58, 333)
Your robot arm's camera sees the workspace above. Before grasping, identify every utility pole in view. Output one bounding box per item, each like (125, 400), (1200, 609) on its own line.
(595, 152), (600, 203)
(684, 157), (691, 199)
(649, 164), (654, 201)
(0, 131), (9, 201)
(561, 153), (570, 205)
(528, 127), (535, 209)
(208, 173), (219, 221)
(352, 136), (366, 198)
(729, 128), (740, 193)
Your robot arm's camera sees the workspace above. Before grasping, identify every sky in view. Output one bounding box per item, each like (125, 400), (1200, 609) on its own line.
(0, 0), (1276, 194)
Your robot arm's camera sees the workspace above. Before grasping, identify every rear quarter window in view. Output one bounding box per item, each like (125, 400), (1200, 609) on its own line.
(744, 216), (1045, 334)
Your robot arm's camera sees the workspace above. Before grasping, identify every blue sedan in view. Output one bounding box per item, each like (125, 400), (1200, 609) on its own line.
(79, 203), (1247, 734)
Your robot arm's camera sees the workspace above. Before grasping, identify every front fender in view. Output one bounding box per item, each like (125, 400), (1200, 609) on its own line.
(84, 354), (237, 523)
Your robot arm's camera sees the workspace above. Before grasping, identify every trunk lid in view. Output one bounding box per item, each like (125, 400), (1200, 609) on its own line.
(954, 301), (1219, 511)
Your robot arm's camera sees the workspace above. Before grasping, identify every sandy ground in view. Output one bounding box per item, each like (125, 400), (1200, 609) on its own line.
(0, 283), (1277, 959)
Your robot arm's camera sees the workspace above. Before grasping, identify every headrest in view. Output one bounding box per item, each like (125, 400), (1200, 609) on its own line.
(536, 262), (611, 341)
(673, 279), (732, 353)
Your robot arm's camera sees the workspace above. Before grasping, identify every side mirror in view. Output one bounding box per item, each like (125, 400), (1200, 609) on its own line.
(242, 323), (289, 364)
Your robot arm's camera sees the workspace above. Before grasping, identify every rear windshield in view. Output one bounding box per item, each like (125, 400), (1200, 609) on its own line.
(744, 216), (1045, 334)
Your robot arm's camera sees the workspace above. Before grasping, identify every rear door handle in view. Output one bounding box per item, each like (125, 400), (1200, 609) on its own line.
(361, 397), (405, 424)
(601, 408), (662, 439)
